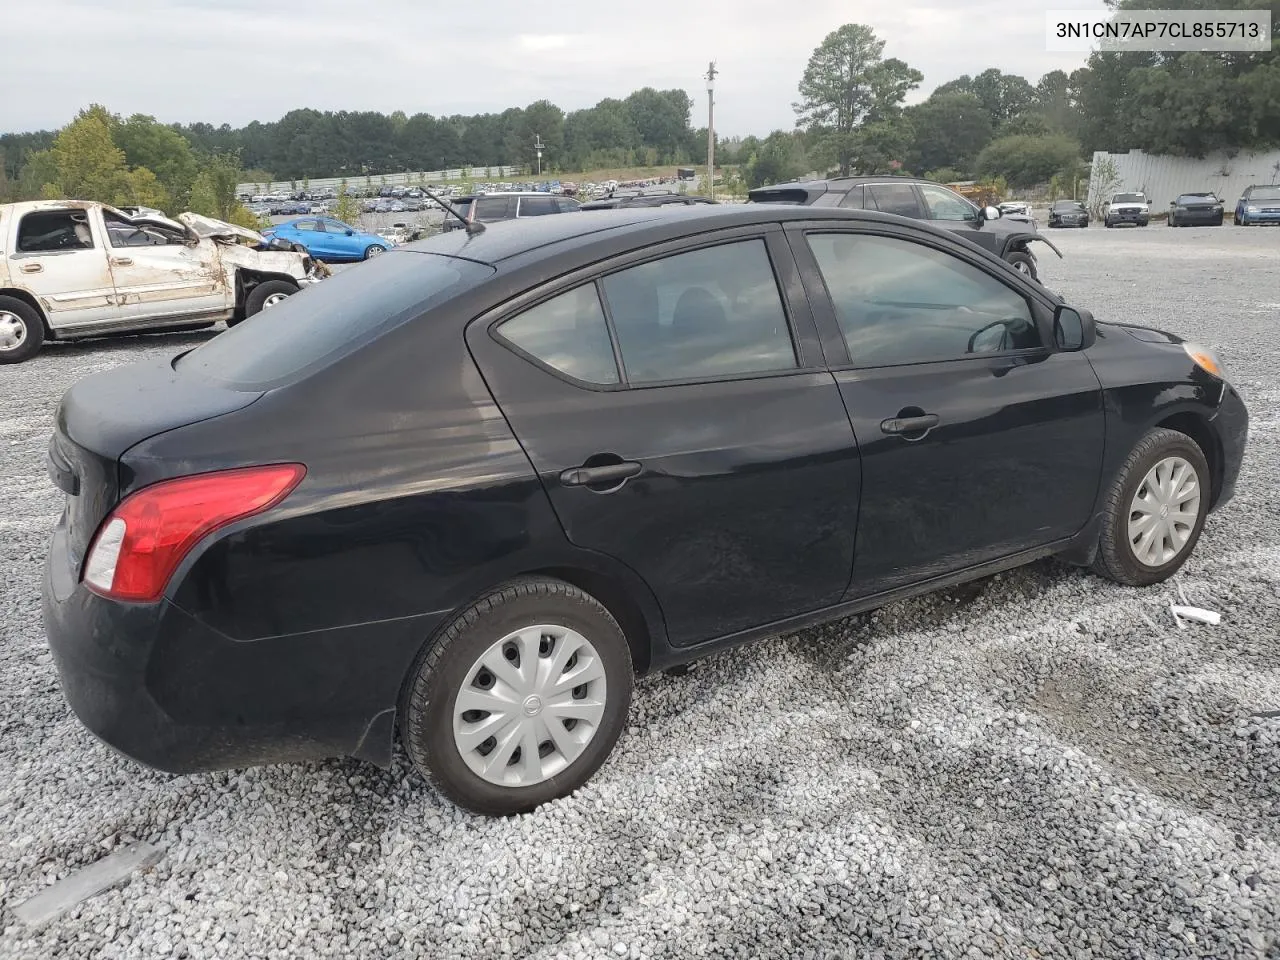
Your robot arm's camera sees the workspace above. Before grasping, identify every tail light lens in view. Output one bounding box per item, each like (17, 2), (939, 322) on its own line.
(83, 464), (305, 602)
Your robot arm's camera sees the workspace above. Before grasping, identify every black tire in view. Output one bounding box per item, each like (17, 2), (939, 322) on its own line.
(238, 279), (299, 323)
(1214, 216), (1224, 227)
(400, 577), (634, 816)
(1104, 219), (1114, 228)
(1091, 427), (1211, 587)
(0, 296), (46, 364)
(1233, 212), (1241, 225)
(1005, 250), (1037, 281)
(363, 244), (386, 260)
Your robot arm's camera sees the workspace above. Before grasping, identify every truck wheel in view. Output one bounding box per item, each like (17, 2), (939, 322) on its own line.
(1005, 251), (1037, 281)
(238, 280), (299, 323)
(0, 296), (45, 364)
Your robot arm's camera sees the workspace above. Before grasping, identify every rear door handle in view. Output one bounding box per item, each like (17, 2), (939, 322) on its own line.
(20, 262), (42, 273)
(559, 461), (642, 487)
(881, 414), (940, 435)
(110, 257), (133, 266)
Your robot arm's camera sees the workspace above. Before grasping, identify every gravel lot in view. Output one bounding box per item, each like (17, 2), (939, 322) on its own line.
(1, 224), (1278, 959)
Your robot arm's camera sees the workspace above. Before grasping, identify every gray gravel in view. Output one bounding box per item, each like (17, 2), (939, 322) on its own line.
(2, 224), (1278, 959)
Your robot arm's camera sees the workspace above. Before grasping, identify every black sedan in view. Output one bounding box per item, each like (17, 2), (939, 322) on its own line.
(42, 206), (1248, 816)
(1047, 200), (1090, 228)
(1168, 193), (1225, 227)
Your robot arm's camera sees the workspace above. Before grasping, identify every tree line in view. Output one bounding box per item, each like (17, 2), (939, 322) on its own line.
(3, 0), (1276, 207)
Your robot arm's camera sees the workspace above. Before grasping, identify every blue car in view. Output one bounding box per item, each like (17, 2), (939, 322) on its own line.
(1234, 184), (1280, 225)
(263, 217), (390, 262)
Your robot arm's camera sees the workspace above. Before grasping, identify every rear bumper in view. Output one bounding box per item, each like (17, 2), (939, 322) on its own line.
(42, 518), (433, 773)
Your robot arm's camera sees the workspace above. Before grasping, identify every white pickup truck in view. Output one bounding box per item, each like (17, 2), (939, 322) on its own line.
(0, 200), (326, 363)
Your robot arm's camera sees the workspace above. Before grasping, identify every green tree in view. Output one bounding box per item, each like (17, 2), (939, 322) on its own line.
(744, 131), (809, 188)
(517, 100), (565, 171)
(114, 114), (199, 211)
(974, 134), (1083, 189)
(793, 24), (922, 175)
(903, 92), (993, 176)
(187, 153), (245, 221)
(42, 107), (170, 209)
(334, 180), (362, 225)
(936, 69), (1037, 129)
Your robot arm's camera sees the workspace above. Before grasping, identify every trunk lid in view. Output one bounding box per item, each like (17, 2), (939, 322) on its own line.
(49, 359), (264, 567)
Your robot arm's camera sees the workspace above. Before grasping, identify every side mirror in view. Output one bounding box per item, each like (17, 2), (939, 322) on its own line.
(1053, 305), (1096, 351)
(980, 205), (1001, 222)
(345, 229), (354, 236)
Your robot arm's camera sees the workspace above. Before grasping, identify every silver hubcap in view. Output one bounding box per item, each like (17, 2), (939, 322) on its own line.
(453, 624), (607, 787)
(367, 246), (383, 257)
(0, 311), (27, 352)
(1014, 260), (1031, 274)
(262, 293), (290, 308)
(1128, 456), (1201, 566)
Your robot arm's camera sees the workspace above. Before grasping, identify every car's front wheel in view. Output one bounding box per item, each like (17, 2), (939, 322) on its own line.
(364, 244), (386, 260)
(1092, 427), (1210, 587)
(400, 577), (634, 816)
(0, 296), (45, 364)
(234, 279), (299, 325)
(1005, 250), (1037, 280)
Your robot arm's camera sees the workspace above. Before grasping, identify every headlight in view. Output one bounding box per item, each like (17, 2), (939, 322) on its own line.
(1247, 205), (1259, 213)
(1183, 342), (1224, 379)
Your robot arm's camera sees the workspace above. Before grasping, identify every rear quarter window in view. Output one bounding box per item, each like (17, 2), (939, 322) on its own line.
(177, 252), (494, 389)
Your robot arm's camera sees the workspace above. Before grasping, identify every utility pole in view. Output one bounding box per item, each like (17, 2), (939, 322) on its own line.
(534, 134), (544, 177)
(705, 61), (717, 199)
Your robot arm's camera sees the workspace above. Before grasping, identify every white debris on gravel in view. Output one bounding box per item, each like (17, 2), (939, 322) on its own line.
(1, 228), (1278, 960)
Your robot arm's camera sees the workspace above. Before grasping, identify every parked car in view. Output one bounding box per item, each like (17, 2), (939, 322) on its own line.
(1103, 192), (1150, 227)
(42, 205), (1247, 815)
(998, 201), (1032, 218)
(0, 201), (324, 363)
(579, 191), (718, 211)
(748, 176), (1060, 280)
(1167, 193), (1224, 227)
(262, 217), (390, 262)
(1047, 200), (1090, 228)
(1234, 184), (1280, 225)
(440, 192), (582, 232)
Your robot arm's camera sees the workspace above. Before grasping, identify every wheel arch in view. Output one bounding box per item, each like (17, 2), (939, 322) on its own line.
(529, 565), (659, 675)
(233, 269), (301, 310)
(0, 288), (51, 334)
(1154, 410), (1224, 508)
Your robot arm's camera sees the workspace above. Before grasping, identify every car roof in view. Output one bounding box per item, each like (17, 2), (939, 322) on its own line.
(399, 204), (968, 267)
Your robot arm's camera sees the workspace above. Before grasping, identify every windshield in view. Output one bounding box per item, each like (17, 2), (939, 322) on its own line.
(1112, 193), (1145, 203)
(1176, 195), (1216, 204)
(1052, 201), (1084, 211)
(177, 251), (495, 389)
(1250, 187), (1280, 200)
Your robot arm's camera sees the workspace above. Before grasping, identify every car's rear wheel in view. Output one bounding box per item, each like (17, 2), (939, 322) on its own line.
(1092, 428), (1210, 587)
(1005, 251), (1037, 280)
(400, 577), (634, 816)
(364, 244), (386, 260)
(0, 296), (45, 364)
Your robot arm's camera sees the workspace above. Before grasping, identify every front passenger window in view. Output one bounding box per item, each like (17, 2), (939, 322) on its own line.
(919, 184), (977, 222)
(807, 233), (1039, 367)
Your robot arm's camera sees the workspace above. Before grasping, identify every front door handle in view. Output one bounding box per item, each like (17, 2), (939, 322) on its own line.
(559, 460), (642, 488)
(881, 414), (940, 435)
(20, 262), (42, 273)
(110, 257), (133, 266)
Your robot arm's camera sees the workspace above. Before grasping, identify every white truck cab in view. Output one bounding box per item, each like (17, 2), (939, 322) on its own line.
(0, 200), (325, 363)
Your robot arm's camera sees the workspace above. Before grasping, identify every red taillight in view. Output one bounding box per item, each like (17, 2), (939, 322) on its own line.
(83, 464), (305, 602)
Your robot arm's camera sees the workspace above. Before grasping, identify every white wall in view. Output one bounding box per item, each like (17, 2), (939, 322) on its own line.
(236, 165), (524, 196)
(1088, 149), (1280, 211)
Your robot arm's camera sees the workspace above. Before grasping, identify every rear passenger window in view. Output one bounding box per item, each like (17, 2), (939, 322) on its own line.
(474, 197), (511, 221)
(867, 184), (922, 218)
(498, 285), (620, 384)
(837, 186), (865, 209)
(518, 196), (557, 217)
(600, 240), (796, 383)
(17, 211), (95, 252)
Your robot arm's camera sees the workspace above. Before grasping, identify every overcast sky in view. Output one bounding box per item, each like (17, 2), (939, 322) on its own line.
(8, 0), (1108, 136)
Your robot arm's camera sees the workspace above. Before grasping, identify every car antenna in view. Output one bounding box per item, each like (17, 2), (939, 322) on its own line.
(421, 188), (484, 234)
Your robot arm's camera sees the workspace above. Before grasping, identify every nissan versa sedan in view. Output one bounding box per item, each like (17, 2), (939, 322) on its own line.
(43, 206), (1248, 816)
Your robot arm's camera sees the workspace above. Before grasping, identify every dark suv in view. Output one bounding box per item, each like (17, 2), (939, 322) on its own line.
(441, 192), (581, 232)
(579, 191), (718, 211)
(749, 176), (1059, 280)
